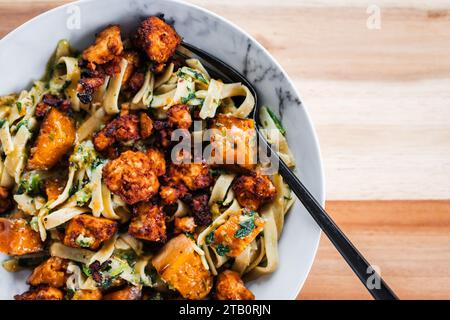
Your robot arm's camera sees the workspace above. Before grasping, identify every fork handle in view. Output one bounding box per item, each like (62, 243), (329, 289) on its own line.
(276, 156), (398, 300)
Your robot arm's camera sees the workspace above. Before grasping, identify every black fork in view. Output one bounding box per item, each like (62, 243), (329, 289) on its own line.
(176, 42), (398, 300)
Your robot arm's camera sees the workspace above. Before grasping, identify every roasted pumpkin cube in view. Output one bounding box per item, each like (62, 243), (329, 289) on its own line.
(152, 234), (212, 300)
(27, 257), (68, 288)
(103, 286), (142, 300)
(27, 108), (76, 170)
(0, 218), (43, 256)
(82, 25), (123, 64)
(128, 202), (166, 242)
(210, 114), (257, 169)
(232, 172), (277, 211)
(63, 214), (118, 250)
(215, 270), (255, 300)
(134, 16), (181, 64)
(14, 286), (64, 300)
(211, 209), (264, 257)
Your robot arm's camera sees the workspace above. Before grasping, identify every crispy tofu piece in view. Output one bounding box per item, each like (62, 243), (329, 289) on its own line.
(167, 104), (192, 129)
(134, 16), (181, 65)
(82, 25), (123, 64)
(159, 186), (179, 205)
(121, 51), (141, 86)
(212, 209), (264, 257)
(63, 214), (118, 250)
(0, 218), (43, 256)
(27, 108), (76, 170)
(44, 178), (65, 201)
(174, 216), (196, 234)
(210, 114), (257, 170)
(93, 114), (140, 152)
(152, 234), (212, 299)
(146, 148), (166, 177)
(232, 172), (277, 211)
(0, 186), (12, 214)
(128, 202), (166, 242)
(27, 257), (68, 288)
(15, 286), (64, 300)
(72, 289), (103, 300)
(104, 286), (142, 300)
(215, 270), (255, 300)
(140, 112), (154, 139)
(103, 150), (160, 205)
(166, 162), (213, 191)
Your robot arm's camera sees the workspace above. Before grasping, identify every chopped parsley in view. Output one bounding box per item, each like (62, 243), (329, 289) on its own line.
(205, 232), (215, 245)
(0, 119), (6, 128)
(75, 189), (91, 207)
(16, 120), (28, 131)
(266, 107), (286, 135)
(48, 132), (55, 141)
(16, 102), (22, 113)
(234, 211), (257, 239)
(17, 173), (42, 196)
(215, 244), (230, 256)
(181, 91), (196, 104)
(30, 217), (39, 232)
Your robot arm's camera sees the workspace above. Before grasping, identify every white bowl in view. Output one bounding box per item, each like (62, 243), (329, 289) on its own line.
(0, 0), (324, 300)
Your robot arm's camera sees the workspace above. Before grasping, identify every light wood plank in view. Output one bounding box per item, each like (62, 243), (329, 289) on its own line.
(299, 200), (450, 300)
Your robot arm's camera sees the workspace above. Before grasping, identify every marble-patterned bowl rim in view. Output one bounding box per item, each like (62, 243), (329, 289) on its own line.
(0, 0), (325, 300)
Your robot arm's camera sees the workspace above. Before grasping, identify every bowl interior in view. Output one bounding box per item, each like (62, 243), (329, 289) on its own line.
(0, 0), (324, 300)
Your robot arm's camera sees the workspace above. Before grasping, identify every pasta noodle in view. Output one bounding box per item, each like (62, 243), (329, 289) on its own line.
(103, 58), (128, 114)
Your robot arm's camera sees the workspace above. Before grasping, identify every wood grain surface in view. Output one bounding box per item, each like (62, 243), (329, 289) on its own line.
(1, 0), (449, 300)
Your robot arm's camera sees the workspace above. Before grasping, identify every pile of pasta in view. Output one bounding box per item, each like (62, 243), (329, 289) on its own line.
(0, 16), (296, 300)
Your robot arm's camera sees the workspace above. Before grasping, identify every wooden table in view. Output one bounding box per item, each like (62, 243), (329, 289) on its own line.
(1, 0), (449, 300)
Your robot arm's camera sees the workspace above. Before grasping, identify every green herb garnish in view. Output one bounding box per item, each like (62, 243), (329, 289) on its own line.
(234, 213), (256, 239)
(266, 107), (286, 135)
(216, 244), (230, 256)
(205, 232), (215, 245)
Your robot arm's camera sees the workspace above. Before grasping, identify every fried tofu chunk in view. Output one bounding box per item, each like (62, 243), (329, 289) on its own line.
(146, 148), (166, 176)
(211, 209), (264, 257)
(233, 172), (277, 211)
(93, 114), (140, 152)
(128, 202), (166, 242)
(44, 178), (65, 201)
(0, 187), (12, 214)
(159, 186), (179, 205)
(134, 16), (181, 65)
(27, 257), (68, 288)
(152, 234), (212, 299)
(103, 150), (160, 205)
(63, 215), (118, 250)
(121, 51), (141, 86)
(215, 270), (255, 300)
(210, 114), (256, 169)
(72, 289), (103, 300)
(82, 25), (123, 64)
(0, 218), (43, 256)
(15, 286), (64, 300)
(27, 108), (76, 170)
(104, 286), (142, 300)
(174, 216), (196, 234)
(166, 162), (213, 191)
(140, 112), (154, 139)
(167, 104), (192, 129)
